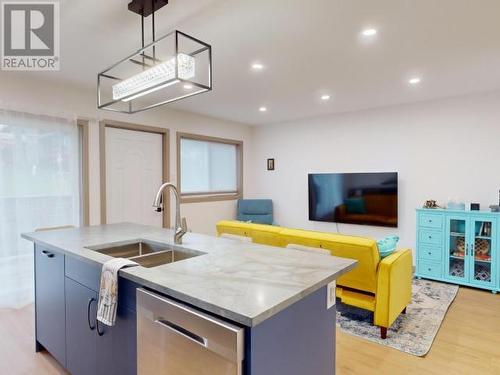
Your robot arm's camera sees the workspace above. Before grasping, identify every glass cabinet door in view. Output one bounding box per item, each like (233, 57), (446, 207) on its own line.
(470, 218), (495, 287)
(446, 218), (468, 282)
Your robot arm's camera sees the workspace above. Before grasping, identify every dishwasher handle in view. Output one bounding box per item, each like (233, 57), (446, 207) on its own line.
(155, 318), (208, 347)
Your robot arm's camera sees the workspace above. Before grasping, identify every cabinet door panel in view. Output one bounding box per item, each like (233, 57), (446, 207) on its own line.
(35, 246), (66, 366)
(96, 305), (137, 375)
(469, 217), (496, 288)
(65, 277), (98, 375)
(445, 217), (469, 282)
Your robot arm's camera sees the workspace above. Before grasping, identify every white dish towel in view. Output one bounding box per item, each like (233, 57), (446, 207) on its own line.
(97, 258), (138, 326)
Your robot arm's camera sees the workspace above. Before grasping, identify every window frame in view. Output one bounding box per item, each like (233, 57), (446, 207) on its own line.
(177, 132), (243, 203)
(77, 119), (90, 226)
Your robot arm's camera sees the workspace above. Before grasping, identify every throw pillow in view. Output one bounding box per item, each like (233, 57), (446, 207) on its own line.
(377, 235), (399, 258)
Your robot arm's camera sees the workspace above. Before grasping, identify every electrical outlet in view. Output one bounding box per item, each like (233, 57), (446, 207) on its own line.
(327, 280), (336, 309)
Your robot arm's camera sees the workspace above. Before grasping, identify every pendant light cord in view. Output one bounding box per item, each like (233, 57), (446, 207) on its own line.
(141, 12), (145, 68)
(141, 13), (145, 48)
(152, 0), (156, 60)
(140, 1), (156, 67)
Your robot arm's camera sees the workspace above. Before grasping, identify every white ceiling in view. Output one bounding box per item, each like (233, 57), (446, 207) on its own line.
(9, 0), (500, 125)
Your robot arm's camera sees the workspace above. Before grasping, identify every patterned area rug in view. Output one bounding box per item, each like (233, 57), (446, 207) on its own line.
(336, 279), (459, 356)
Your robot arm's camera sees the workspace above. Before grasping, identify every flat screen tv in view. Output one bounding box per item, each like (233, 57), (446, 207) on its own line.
(308, 172), (398, 228)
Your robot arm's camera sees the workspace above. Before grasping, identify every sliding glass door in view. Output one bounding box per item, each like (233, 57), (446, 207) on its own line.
(0, 110), (81, 308)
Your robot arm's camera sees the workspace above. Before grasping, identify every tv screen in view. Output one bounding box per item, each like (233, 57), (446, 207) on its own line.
(308, 172), (398, 228)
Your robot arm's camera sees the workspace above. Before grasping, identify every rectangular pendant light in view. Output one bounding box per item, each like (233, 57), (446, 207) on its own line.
(112, 53), (195, 101)
(98, 30), (212, 114)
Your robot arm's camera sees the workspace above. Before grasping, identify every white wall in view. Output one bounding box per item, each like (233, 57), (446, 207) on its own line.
(0, 74), (254, 235)
(248, 91), (500, 260)
(4, 73), (500, 249)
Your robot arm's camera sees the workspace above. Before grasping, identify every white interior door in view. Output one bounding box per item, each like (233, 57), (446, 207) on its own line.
(105, 127), (163, 227)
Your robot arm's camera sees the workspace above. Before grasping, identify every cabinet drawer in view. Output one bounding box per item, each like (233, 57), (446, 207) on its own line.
(66, 257), (139, 311)
(419, 229), (443, 246)
(418, 246), (442, 262)
(419, 213), (443, 229)
(65, 256), (101, 292)
(418, 260), (442, 278)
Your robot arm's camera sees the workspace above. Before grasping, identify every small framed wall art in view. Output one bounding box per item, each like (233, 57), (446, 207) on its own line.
(267, 158), (275, 171)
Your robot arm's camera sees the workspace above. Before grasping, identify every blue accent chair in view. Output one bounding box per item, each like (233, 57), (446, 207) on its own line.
(237, 199), (273, 225)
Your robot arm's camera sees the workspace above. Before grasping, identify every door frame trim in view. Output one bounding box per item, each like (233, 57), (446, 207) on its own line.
(77, 119), (90, 226)
(99, 119), (170, 228)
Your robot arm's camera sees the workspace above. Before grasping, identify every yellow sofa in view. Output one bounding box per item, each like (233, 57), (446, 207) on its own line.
(216, 220), (413, 339)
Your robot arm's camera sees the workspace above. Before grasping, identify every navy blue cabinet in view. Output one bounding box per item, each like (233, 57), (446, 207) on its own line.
(65, 276), (138, 375)
(64, 258), (138, 375)
(244, 286), (336, 375)
(34, 245), (139, 375)
(65, 277), (98, 375)
(97, 305), (137, 375)
(34, 245), (66, 367)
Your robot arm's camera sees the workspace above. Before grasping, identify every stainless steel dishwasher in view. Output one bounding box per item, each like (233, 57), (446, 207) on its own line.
(137, 288), (245, 375)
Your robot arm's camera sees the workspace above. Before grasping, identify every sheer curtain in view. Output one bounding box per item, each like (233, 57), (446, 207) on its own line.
(0, 110), (81, 308)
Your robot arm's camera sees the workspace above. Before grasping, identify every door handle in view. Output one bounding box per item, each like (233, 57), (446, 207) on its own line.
(155, 318), (208, 347)
(41, 250), (54, 258)
(96, 320), (105, 336)
(87, 298), (96, 331)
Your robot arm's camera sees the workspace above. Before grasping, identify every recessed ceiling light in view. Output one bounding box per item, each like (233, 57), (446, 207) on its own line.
(259, 106), (267, 112)
(409, 77), (421, 85)
(183, 84), (193, 89)
(251, 63), (264, 70)
(362, 28), (377, 37)
(321, 94), (331, 101)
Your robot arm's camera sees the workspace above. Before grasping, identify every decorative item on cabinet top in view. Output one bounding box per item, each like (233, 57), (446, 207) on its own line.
(415, 208), (499, 294)
(423, 200), (443, 209)
(470, 203), (480, 211)
(446, 198), (465, 210)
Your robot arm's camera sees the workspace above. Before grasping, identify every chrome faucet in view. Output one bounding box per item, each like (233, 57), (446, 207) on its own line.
(153, 182), (187, 244)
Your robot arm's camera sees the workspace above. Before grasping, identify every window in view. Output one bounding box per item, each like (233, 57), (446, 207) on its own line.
(178, 133), (242, 202)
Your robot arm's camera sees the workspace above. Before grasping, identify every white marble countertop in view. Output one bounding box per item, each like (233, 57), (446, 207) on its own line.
(22, 223), (356, 327)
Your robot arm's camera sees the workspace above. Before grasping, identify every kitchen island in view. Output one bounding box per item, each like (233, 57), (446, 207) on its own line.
(22, 223), (356, 375)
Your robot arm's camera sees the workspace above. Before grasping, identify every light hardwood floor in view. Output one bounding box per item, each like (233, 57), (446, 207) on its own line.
(0, 303), (67, 375)
(337, 287), (500, 375)
(1, 287), (499, 375)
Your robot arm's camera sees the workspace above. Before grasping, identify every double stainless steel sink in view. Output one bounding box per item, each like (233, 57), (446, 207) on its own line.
(86, 239), (205, 268)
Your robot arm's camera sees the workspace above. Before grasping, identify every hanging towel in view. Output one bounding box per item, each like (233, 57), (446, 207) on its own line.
(97, 258), (138, 326)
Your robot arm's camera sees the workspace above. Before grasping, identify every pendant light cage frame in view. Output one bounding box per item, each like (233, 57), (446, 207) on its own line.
(97, 30), (212, 114)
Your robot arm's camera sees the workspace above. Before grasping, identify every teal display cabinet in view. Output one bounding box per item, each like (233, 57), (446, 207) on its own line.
(416, 208), (499, 293)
